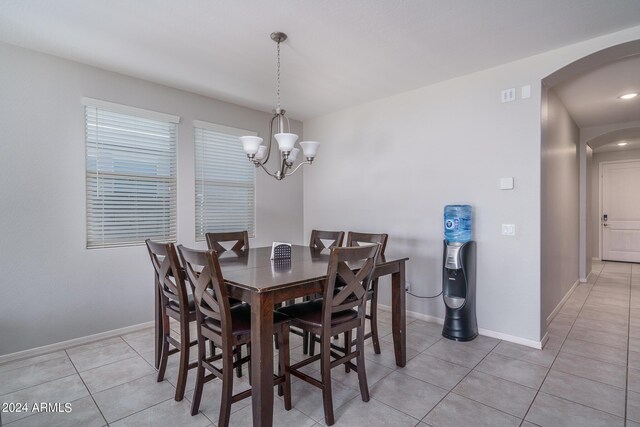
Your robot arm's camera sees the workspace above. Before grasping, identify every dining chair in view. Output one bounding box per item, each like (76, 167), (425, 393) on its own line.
(205, 230), (249, 376)
(205, 231), (249, 252)
(177, 245), (292, 427)
(276, 244), (380, 426)
(310, 229), (345, 250)
(293, 229), (346, 354)
(309, 232), (389, 358)
(145, 239), (197, 401)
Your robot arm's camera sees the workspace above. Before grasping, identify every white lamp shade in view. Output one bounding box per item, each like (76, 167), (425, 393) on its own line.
(300, 141), (320, 158)
(288, 147), (299, 162)
(274, 133), (298, 152)
(255, 145), (267, 161)
(239, 136), (263, 155)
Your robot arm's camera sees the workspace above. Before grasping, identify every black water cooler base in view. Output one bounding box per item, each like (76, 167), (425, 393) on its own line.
(442, 315), (478, 342)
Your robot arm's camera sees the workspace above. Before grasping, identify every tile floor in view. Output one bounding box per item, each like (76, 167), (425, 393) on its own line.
(1, 261), (639, 426)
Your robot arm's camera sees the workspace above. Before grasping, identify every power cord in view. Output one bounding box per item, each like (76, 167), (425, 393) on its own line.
(406, 290), (443, 299)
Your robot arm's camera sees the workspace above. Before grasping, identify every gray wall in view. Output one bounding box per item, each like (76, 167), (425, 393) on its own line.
(0, 43), (304, 356)
(590, 148), (640, 259)
(540, 89), (580, 324)
(303, 26), (640, 344)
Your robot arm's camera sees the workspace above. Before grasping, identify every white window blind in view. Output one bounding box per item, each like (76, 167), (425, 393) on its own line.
(85, 102), (178, 248)
(194, 122), (256, 241)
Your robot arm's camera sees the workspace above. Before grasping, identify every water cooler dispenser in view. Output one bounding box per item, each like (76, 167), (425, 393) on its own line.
(442, 205), (478, 341)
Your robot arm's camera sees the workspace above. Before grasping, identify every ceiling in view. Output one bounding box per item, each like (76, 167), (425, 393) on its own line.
(589, 127), (640, 153)
(554, 55), (640, 128)
(1, 1), (640, 120)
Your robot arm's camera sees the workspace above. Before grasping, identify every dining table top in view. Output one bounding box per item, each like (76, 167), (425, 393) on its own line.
(217, 244), (408, 293)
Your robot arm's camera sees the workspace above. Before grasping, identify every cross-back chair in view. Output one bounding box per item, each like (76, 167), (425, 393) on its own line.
(178, 245), (292, 427)
(145, 239), (197, 401)
(277, 244), (380, 425)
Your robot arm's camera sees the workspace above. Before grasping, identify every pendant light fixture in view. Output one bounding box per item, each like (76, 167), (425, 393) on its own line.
(239, 32), (320, 180)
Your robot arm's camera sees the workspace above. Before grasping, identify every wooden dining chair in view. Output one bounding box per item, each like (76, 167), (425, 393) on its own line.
(145, 239), (197, 401)
(205, 230), (249, 376)
(177, 245), (292, 427)
(291, 229), (347, 354)
(309, 232), (389, 358)
(205, 231), (249, 253)
(276, 244), (380, 426)
(310, 229), (345, 250)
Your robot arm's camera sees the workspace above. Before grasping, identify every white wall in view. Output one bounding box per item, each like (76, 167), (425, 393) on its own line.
(590, 148), (640, 259)
(0, 43), (304, 356)
(541, 89), (580, 323)
(303, 26), (640, 344)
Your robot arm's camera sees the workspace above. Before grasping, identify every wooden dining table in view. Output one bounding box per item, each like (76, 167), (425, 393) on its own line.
(156, 244), (408, 427)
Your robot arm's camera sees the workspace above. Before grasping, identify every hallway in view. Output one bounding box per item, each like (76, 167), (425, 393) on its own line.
(527, 260), (640, 425)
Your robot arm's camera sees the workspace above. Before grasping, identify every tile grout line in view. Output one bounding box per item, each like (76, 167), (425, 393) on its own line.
(419, 338), (508, 424)
(626, 266), (636, 426)
(519, 263), (604, 425)
(63, 348), (110, 427)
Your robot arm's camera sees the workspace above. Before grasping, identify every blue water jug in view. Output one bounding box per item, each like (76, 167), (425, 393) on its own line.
(444, 205), (473, 243)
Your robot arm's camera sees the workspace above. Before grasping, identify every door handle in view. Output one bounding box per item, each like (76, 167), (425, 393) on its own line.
(604, 224), (609, 227)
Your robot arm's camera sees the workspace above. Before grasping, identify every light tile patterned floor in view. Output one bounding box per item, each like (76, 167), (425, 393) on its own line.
(1, 261), (638, 426)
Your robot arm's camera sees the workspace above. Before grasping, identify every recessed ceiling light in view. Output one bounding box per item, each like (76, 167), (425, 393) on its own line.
(619, 93), (638, 100)
(618, 142), (628, 146)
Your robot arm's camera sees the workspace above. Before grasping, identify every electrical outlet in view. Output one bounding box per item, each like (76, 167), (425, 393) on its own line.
(501, 224), (516, 236)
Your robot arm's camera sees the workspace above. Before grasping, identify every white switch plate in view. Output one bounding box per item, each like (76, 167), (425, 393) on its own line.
(521, 85), (531, 99)
(502, 224), (516, 236)
(501, 88), (516, 103)
(500, 177), (514, 190)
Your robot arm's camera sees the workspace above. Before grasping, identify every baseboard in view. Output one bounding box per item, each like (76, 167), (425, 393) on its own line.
(0, 321), (154, 365)
(377, 304), (543, 349)
(580, 271), (595, 284)
(546, 279), (580, 326)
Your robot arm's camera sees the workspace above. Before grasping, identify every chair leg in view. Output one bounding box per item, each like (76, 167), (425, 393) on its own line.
(190, 336), (207, 415)
(278, 323), (292, 410)
(247, 343), (252, 385)
(157, 311), (170, 382)
(235, 345), (243, 378)
(218, 345), (235, 427)
(302, 331), (309, 355)
(174, 317), (190, 401)
(209, 340), (216, 358)
(320, 333), (335, 426)
(370, 279), (381, 354)
(355, 323), (370, 402)
(344, 330), (352, 373)
(309, 333), (316, 356)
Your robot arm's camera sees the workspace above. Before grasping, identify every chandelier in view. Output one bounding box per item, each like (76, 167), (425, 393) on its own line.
(239, 32), (319, 180)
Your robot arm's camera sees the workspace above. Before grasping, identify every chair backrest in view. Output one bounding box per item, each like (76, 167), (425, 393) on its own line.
(206, 231), (249, 253)
(145, 239), (189, 308)
(310, 229), (345, 250)
(177, 245), (233, 340)
(346, 232), (388, 256)
(323, 244), (380, 323)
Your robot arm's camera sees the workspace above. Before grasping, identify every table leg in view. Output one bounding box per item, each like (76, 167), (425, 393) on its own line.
(391, 261), (407, 367)
(250, 292), (274, 427)
(154, 279), (162, 369)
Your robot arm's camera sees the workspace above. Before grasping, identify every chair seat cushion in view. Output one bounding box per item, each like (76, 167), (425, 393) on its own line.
(276, 299), (357, 328)
(167, 293), (196, 312)
(204, 303), (289, 337)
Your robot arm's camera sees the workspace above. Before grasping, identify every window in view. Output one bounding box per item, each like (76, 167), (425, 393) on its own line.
(84, 98), (179, 248)
(194, 121), (256, 241)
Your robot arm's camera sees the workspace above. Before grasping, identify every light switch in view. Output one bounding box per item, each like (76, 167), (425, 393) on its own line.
(521, 85), (531, 99)
(501, 88), (516, 103)
(500, 177), (514, 190)
(502, 224), (516, 236)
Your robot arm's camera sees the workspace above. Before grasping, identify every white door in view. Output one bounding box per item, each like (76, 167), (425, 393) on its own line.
(601, 161), (640, 262)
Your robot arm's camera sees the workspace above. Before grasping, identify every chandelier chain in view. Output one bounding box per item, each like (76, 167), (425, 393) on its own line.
(276, 41), (281, 110)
